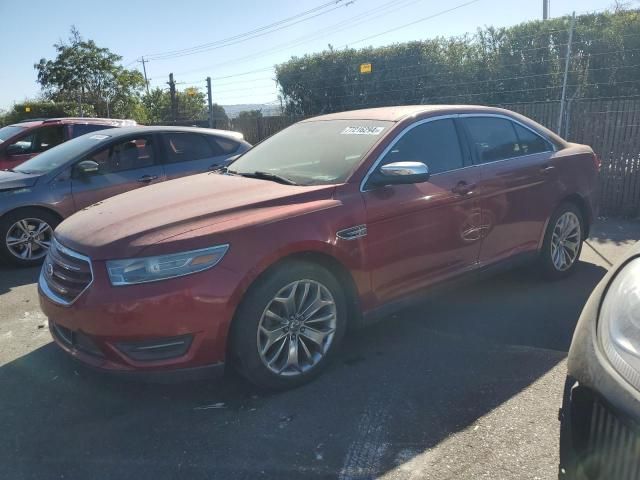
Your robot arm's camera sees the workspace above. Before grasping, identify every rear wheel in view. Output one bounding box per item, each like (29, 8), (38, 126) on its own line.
(230, 261), (347, 390)
(539, 202), (584, 279)
(0, 209), (59, 267)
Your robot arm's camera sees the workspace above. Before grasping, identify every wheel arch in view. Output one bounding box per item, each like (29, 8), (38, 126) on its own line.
(560, 193), (592, 238)
(0, 205), (65, 225)
(225, 249), (363, 363)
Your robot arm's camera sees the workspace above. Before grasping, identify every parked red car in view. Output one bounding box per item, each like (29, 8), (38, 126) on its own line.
(38, 105), (599, 389)
(0, 117), (136, 170)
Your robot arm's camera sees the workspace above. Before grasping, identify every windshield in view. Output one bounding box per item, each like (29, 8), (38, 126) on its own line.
(0, 125), (26, 143)
(229, 120), (392, 185)
(12, 133), (112, 174)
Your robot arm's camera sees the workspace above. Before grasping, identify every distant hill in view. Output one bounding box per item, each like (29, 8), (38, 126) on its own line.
(222, 103), (282, 118)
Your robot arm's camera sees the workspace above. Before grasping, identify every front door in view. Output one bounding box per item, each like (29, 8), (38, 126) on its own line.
(362, 117), (483, 305)
(460, 115), (558, 265)
(71, 134), (165, 211)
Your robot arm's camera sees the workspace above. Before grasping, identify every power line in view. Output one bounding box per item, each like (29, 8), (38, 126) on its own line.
(344, 0), (483, 47)
(143, 0), (351, 61)
(167, 0), (432, 77)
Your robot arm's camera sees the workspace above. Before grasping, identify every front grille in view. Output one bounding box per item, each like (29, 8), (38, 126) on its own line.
(569, 387), (640, 479)
(40, 239), (93, 305)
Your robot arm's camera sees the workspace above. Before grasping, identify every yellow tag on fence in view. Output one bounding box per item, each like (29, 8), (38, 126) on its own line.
(360, 63), (372, 74)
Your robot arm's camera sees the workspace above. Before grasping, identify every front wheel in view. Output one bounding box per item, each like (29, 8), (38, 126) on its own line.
(230, 261), (347, 390)
(539, 203), (584, 279)
(0, 209), (59, 267)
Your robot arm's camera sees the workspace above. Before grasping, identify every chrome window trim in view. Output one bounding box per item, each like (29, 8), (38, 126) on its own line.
(360, 112), (556, 192)
(360, 114), (460, 192)
(39, 238), (94, 306)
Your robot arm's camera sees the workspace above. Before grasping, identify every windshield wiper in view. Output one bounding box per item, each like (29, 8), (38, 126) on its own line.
(228, 170), (298, 185)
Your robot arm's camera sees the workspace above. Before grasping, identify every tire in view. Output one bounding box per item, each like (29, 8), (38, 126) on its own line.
(539, 202), (584, 279)
(230, 260), (347, 390)
(0, 208), (60, 268)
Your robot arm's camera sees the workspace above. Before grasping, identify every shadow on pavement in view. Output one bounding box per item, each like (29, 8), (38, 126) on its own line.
(0, 264), (40, 296)
(0, 260), (607, 479)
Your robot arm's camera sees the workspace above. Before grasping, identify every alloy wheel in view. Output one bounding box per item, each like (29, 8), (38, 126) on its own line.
(551, 211), (581, 271)
(257, 279), (337, 376)
(5, 218), (53, 261)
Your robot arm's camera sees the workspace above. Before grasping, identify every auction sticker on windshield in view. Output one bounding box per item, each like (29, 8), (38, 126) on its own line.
(341, 126), (385, 135)
(89, 134), (110, 140)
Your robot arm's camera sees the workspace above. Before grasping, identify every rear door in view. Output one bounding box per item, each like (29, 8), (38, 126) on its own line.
(161, 132), (238, 180)
(461, 115), (558, 264)
(362, 117), (484, 304)
(70, 134), (165, 211)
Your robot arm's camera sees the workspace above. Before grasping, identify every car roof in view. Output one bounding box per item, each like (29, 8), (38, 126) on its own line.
(301, 104), (522, 122)
(96, 125), (245, 141)
(10, 117), (136, 128)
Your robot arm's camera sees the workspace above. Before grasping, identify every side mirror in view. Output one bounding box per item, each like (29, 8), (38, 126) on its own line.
(75, 160), (100, 176)
(368, 161), (430, 187)
(6, 144), (26, 156)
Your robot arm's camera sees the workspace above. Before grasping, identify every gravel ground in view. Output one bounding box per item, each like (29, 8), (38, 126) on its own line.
(0, 219), (638, 480)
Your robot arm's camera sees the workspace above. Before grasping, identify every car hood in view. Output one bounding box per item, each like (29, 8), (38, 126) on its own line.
(55, 173), (338, 260)
(0, 170), (41, 191)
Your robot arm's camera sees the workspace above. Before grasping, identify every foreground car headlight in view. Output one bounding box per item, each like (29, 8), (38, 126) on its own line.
(106, 244), (229, 286)
(599, 257), (640, 390)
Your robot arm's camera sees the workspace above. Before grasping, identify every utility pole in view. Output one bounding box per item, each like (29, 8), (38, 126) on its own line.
(206, 77), (214, 129)
(543, 0), (549, 20)
(140, 56), (150, 95)
(558, 12), (575, 135)
(168, 73), (177, 124)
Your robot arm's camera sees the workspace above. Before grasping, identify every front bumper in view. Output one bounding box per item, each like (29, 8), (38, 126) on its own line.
(560, 248), (640, 479)
(39, 256), (243, 375)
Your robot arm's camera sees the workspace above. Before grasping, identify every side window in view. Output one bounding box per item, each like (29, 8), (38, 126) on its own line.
(84, 136), (156, 175)
(7, 133), (35, 155)
(71, 124), (110, 139)
(380, 119), (464, 174)
(513, 123), (552, 155)
(207, 136), (240, 156)
(33, 126), (65, 152)
(163, 133), (215, 163)
(464, 117), (520, 163)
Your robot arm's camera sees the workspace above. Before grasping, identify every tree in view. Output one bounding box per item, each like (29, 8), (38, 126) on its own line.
(141, 87), (228, 124)
(34, 26), (145, 119)
(237, 109), (263, 120)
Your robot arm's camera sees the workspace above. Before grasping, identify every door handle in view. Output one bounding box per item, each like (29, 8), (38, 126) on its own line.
(137, 174), (158, 183)
(540, 165), (556, 174)
(452, 181), (476, 195)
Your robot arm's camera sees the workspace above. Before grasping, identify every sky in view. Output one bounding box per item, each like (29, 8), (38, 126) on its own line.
(0, 0), (622, 110)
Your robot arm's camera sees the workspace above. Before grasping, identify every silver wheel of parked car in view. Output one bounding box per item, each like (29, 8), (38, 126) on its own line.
(5, 218), (53, 261)
(550, 211), (581, 271)
(257, 279), (337, 377)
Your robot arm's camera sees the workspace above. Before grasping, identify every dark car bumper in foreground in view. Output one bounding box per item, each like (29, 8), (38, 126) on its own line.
(560, 245), (640, 479)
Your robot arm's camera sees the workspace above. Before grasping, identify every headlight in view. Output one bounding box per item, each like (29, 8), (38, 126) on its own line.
(599, 257), (640, 390)
(106, 244), (229, 286)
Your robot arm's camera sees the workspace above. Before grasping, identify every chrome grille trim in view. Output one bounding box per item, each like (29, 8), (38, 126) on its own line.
(336, 224), (368, 240)
(39, 238), (93, 306)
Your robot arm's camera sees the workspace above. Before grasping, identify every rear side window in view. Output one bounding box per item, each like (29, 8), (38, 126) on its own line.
(381, 119), (464, 174)
(207, 136), (240, 155)
(464, 117), (520, 163)
(163, 133), (215, 163)
(84, 136), (156, 174)
(513, 123), (552, 155)
(71, 124), (111, 138)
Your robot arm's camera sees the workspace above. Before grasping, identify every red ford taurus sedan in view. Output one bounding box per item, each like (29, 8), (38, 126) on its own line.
(38, 105), (599, 389)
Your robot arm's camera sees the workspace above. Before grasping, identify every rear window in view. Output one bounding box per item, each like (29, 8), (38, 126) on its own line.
(0, 125), (26, 143)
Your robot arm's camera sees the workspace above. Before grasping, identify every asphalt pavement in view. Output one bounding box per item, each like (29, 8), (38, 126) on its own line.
(1, 219), (639, 480)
